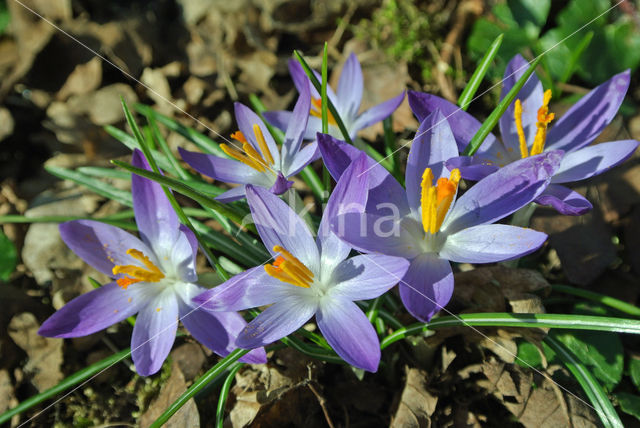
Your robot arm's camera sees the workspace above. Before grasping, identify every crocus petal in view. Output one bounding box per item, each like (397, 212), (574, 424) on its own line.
(269, 172), (294, 195)
(284, 141), (320, 177)
(236, 297), (317, 348)
(534, 184), (593, 216)
(131, 150), (180, 252)
(332, 213), (422, 259)
(440, 224), (547, 263)
(38, 281), (148, 337)
(317, 133), (410, 216)
(131, 291), (179, 376)
(193, 266), (287, 312)
(167, 229), (197, 282)
(214, 186), (248, 203)
(318, 153), (369, 273)
(281, 80), (311, 171)
(408, 90), (499, 153)
(246, 185), (320, 272)
(546, 70), (630, 152)
(234, 103), (281, 167)
(330, 254), (408, 301)
(551, 140), (639, 183)
(443, 151), (562, 234)
(445, 155), (499, 181)
(178, 148), (262, 184)
(499, 54), (543, 148)
(336, 53), (363, 119)
(351, 91), (405, 136)
(288, 59), (338, 106)
(179, 299), (267, 364)
(399, 253), (453, 322)
(59, 220), (153, 277)
(405, 110), (459, 213)
(316, 298), (380, 372)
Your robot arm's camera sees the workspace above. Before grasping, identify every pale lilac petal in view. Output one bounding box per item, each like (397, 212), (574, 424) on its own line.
(317, 133), (410, 216)
(551, 140), (638, 183)
(179, 300), (267, 364)
(131, 292), (179, 376)
(399, 253), (453, 322)
(281, 80), (311, 170)
(445, 155), (499, 181)
(215, 186), (247, 203)
(408, 90), (499, 153)
(262, 110), (292, 133)
(336, 53), (363, 119)
(234, 103), (280, 167)
(284, 142), (320, 177)
(405, 110), (459, 212)
(351, 91), (405, 135)
(179, 225), (198, 261)
(246, 185), (320, 273)
(316, 298), (380, 372)
(193, 266), (286, 311)
(443, 151), (562, 234)
(59, 220), (153, 277)
(178, 148), (261, 184)
(440, 224), (547, 263)
(330, 254), (408, 301)
(288, 59), (338, 106)
(38, 282), (148, 337)
(499, 54), (543, 148)
(269, 172), (293, 195)
(535, 184), (592, 216)
(236, 297), (317, 348)
(131, 150), (179, 252)
(318, 154), (369, 272)
(168, 230), (197, 282)
(546, 70), (630, 152)
(331, 213), (422, 259)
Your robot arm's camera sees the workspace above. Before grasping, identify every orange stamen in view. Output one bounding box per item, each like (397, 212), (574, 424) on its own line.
(264, 245), (314, 288)
(420, 168), (460, 235)
(112, 249), (165, 289)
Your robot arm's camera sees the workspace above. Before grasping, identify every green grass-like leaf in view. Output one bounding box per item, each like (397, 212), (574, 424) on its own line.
(458, 33), (504, 111)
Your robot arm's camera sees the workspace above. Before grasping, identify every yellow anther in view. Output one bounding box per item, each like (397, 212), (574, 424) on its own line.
(264, 245), (314, 288)
(530, 89), (554, 156)
(220, 143), (266, 172)
(514, 99), (529, 159)
(253, 124), (274, 165)
(420, 168), (460, 235)
(112, 249), (165, 289)
(310, 98), (338, 125)
(513, 90), (555, 158)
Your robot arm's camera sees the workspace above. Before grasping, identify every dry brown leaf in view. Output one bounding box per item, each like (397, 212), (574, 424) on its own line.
(0, 107), (15, 142)
(169, 342), (206, 382)
(480, 358), (599, 428)
(57, 57), (102, 100)
(8, 313), (63, 392)
(390, 367), (437, 428)
(0, 369), (17, 414)
(140, 361), (200, 428)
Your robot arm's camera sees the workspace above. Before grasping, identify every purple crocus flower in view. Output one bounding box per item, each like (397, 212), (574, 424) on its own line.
(38, 150), (266, 376)
(409, 54), (639, 215)
(263, 53), (405, 141)
(193, 156), (409, 372)
(179, 82), (319, 203)
(321, 111), (562, 322)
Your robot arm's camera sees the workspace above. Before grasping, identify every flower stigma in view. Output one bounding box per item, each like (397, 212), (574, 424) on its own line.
(220, 125), (275, 172)
(112, 249), (165, 289)
(514, 89), (555, 159)
(420, 168), (461, 235)
(265, 245), (314, 288)
(310, 98), (338, 125)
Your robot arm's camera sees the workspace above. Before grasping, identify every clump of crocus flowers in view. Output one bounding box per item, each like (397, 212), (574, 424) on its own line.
(40, 52), (638, 375)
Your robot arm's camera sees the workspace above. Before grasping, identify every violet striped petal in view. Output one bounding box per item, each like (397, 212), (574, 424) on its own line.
(38, 281), (148, 338)
(551, 140), (639, 183)
(399, 253), (453, 322)
(59, 220), (153, 277)
(351, 91), (405, 136)
(281, 80), (311, 170)
(178, 148), (262, 184)
(284, 141), (320, 177)
(445, 155), (499, 181)
(215, 186), (248, 203)
(336, 53), (363, 119)
(131, 291), (179, 376)
(317, 298), (380, 372)
(330, 254), (408, 301)
(235, 297), (317, 348)
(546, 70), (630, 152)
(535, 184), (593, 216)
(234, 102), (280, 167)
